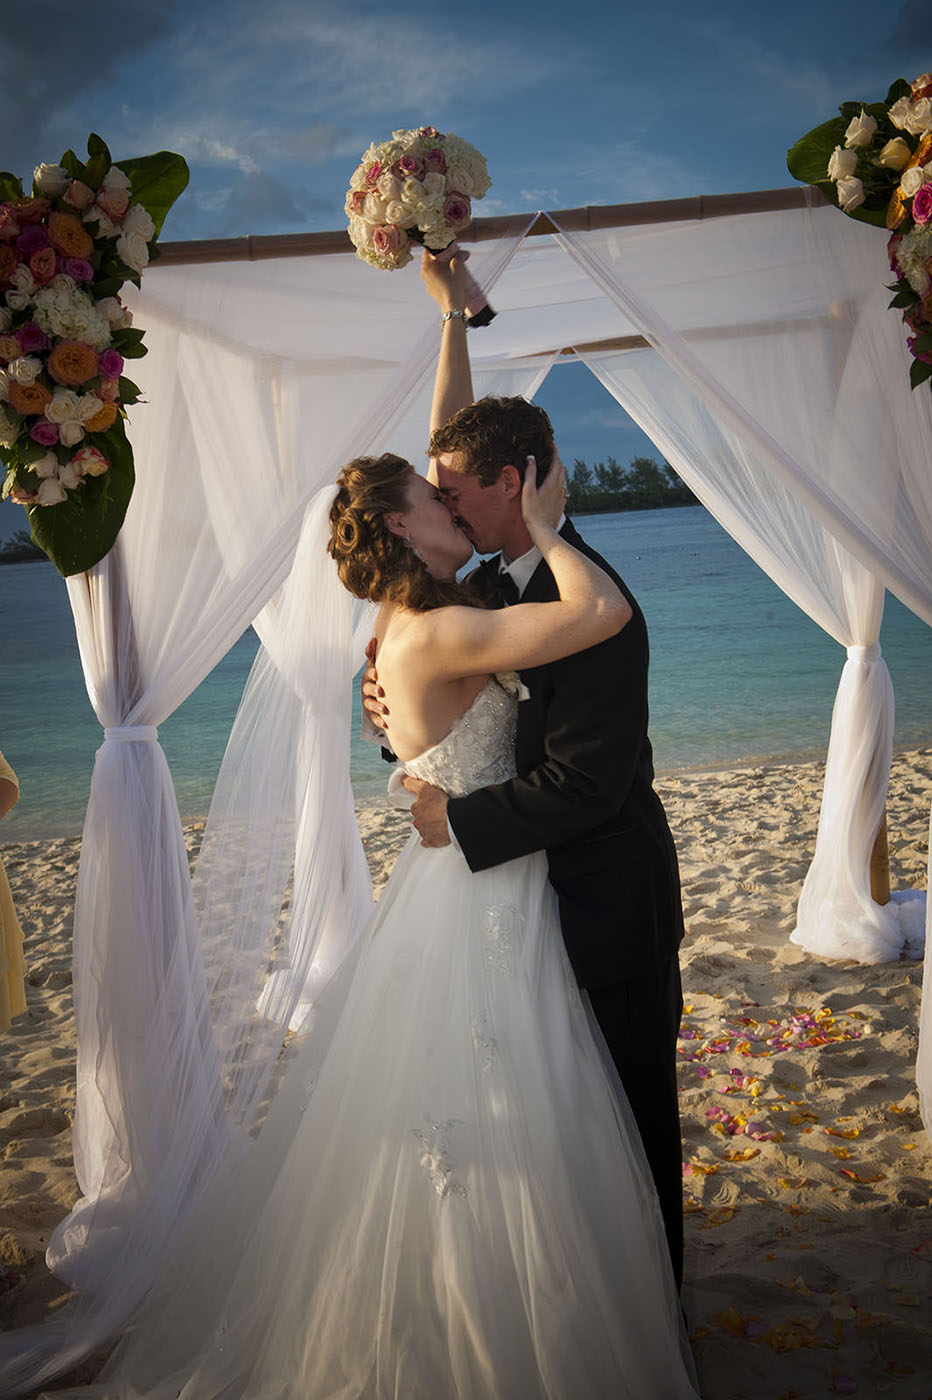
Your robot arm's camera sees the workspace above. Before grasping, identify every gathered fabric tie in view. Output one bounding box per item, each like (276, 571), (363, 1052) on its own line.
(104, 725), (159, 743)
(846, 644), (882, 663)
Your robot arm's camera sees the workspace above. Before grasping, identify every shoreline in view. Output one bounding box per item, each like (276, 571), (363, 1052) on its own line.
(0, 747), (929, 1396)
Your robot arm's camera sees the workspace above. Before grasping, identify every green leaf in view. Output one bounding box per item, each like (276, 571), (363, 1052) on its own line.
(58, 148), (86, 183)
(25, 416), (135, 576)
(0, 171), (24, 201)
(118, 376), (143, 404)
(909, 356), (932, 389)
(91, 275), (125, 299)
(885, 78), (911, 106)
(890, 285), (920, 309)
(86, 133), (112, 166)
(787, 116), (848, 185)
(111, 327), (148, 359)
(113, 151), (189, 238)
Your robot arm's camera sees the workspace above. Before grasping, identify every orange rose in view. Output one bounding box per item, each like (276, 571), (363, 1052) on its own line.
(887, 189), (907, 230)
(12, 196), (51, 225)
(48, 340), (99, 385)
(85, 400), (118, 433)
(0, 244), (17, 286)
(47, 211), (94, 260)
(7, 379), (52, 415)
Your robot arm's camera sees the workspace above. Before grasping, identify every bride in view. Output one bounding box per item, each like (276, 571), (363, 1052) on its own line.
(50, 450), (698, 1399)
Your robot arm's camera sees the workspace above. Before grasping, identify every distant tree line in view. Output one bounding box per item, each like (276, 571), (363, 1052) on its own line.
(566, 456), (696, 515)
(0, 529), (46, 564)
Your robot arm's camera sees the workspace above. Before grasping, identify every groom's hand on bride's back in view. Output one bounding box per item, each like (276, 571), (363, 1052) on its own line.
(362, 636), (389, 733)
(404, 778), (452, 847)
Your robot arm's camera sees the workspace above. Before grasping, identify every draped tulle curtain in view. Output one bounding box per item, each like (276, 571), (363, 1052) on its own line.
(0, 227), (534, 1398)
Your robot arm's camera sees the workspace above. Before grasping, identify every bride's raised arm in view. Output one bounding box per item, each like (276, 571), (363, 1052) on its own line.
(422, 251), (473, 442)
(414, 457), (632, 682)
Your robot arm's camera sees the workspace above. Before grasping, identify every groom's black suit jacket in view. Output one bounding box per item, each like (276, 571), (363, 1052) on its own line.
(448, 518), (684, 990)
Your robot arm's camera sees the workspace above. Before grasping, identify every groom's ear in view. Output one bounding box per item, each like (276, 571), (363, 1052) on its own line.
(499, 464), (522, 500)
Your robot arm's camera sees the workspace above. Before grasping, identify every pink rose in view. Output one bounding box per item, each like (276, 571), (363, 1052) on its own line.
(29, 245), (58, 285)
(372, 224), (408, 264)
(418, 126), (440, 139)
(442, 193), (471, 227)
(887, 233), (901, 274)
(30, 419), (60, 445)
(64, 257), (94, 283)
(94, 186), (131, 221)
(912, 184), (932, 224)
(63, 180), (95, 212)
(393, 154), (424, 179)
(364, 162), (383, 188)
(72, 444), (109, 476)
(15, 322), (49, 354)
(16, 225), (48, 257)
(9, 483), (38, 503)
(97, 348), (124, 379)
(423, 148), (447, 174)
(97, 376), (121, 402)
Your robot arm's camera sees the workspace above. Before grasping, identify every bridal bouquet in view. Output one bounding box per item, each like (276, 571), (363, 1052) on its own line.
(345, 126), (494, 325)
(788, 75), (932, 390)
(0, 133), (188, 574)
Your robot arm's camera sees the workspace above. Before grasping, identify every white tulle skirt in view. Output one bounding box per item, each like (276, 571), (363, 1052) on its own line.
(68, 836), (698, 1399)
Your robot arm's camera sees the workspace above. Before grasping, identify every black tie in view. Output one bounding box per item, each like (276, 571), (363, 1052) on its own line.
(471, 556), (519, 607)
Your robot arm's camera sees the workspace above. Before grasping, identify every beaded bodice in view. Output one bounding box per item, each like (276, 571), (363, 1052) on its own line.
(403, 678), (518, 798)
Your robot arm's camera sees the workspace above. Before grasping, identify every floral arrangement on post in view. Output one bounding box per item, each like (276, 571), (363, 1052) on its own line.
(787, 74), (932, 390)
(345, 126), (495, 326)
(0, 134), (188, 574)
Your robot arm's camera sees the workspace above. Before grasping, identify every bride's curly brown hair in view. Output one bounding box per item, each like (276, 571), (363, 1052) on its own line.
(328, 454), (479, 612)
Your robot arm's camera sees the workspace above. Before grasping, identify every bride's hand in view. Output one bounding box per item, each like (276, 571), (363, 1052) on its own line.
(421, 249), (466, 312)
(521, 455), (567, 535)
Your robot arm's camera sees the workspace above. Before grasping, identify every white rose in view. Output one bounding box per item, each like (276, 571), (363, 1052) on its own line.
(10, 264), (36, 295)
(59, 420), (85, 447)
(6, 291), (32, 312)
(376, 173), (402, 202)
(50, 274), (76, 292)
(447, 164), (476, 197)
(85, 207), (117, 238)
(878, 137), (913, 172)
(422, 172), (446, 197)
(33, 163), (69, 197)
(888, 96), (913, 130)
(384, 200), (417, 228)
(103, 164), (132, 190)
(836, 176), (865, 212)
(121, 203), (155, 241)
(29, 452), (60, 479)
(843, 110), (878, 148)
(362, 193), (387, 224)
(46, 388), (81, 423)
(907, 97), (932, 135)
(8, 356), (43, 386)
(75, 393), (103, 424)
(116, 230), (150, 273)
(827, 146), (858, 181)
(349, 163), (368, 192)
(0, 368), (8, 401)
(37, 476), (67, 505)
(57, 460), (85, 491)
(400, 178), (424, 204)
(348, 215), (374, 248)
(97, 296), (132, 328)
(900, 165), (930, 198)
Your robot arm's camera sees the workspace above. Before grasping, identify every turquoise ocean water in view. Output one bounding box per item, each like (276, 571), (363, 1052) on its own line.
(1, 505), (929, 841)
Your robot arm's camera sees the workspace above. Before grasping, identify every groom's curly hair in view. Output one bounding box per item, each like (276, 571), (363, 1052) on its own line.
(428, 395), (556, 487)
(329, 454), (479, 612)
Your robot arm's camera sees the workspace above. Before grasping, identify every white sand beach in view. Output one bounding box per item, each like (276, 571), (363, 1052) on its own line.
(1, 749), (930, 1398)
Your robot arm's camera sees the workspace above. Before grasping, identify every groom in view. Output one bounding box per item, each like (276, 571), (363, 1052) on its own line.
(368, 255), (686, 1286)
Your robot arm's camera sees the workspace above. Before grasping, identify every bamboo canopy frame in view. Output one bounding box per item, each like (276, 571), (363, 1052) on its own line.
(155, 182), (890, 902)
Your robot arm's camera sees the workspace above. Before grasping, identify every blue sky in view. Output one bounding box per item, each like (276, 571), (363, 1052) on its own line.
(0, 0), (925, 538)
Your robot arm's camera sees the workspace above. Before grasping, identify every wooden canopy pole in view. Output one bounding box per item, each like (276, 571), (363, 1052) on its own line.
(155, 186), (827, 268)
(871, 814), (891, 905)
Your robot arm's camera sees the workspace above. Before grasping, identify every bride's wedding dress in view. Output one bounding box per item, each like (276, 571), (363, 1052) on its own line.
(70, 678), (698, 1399)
